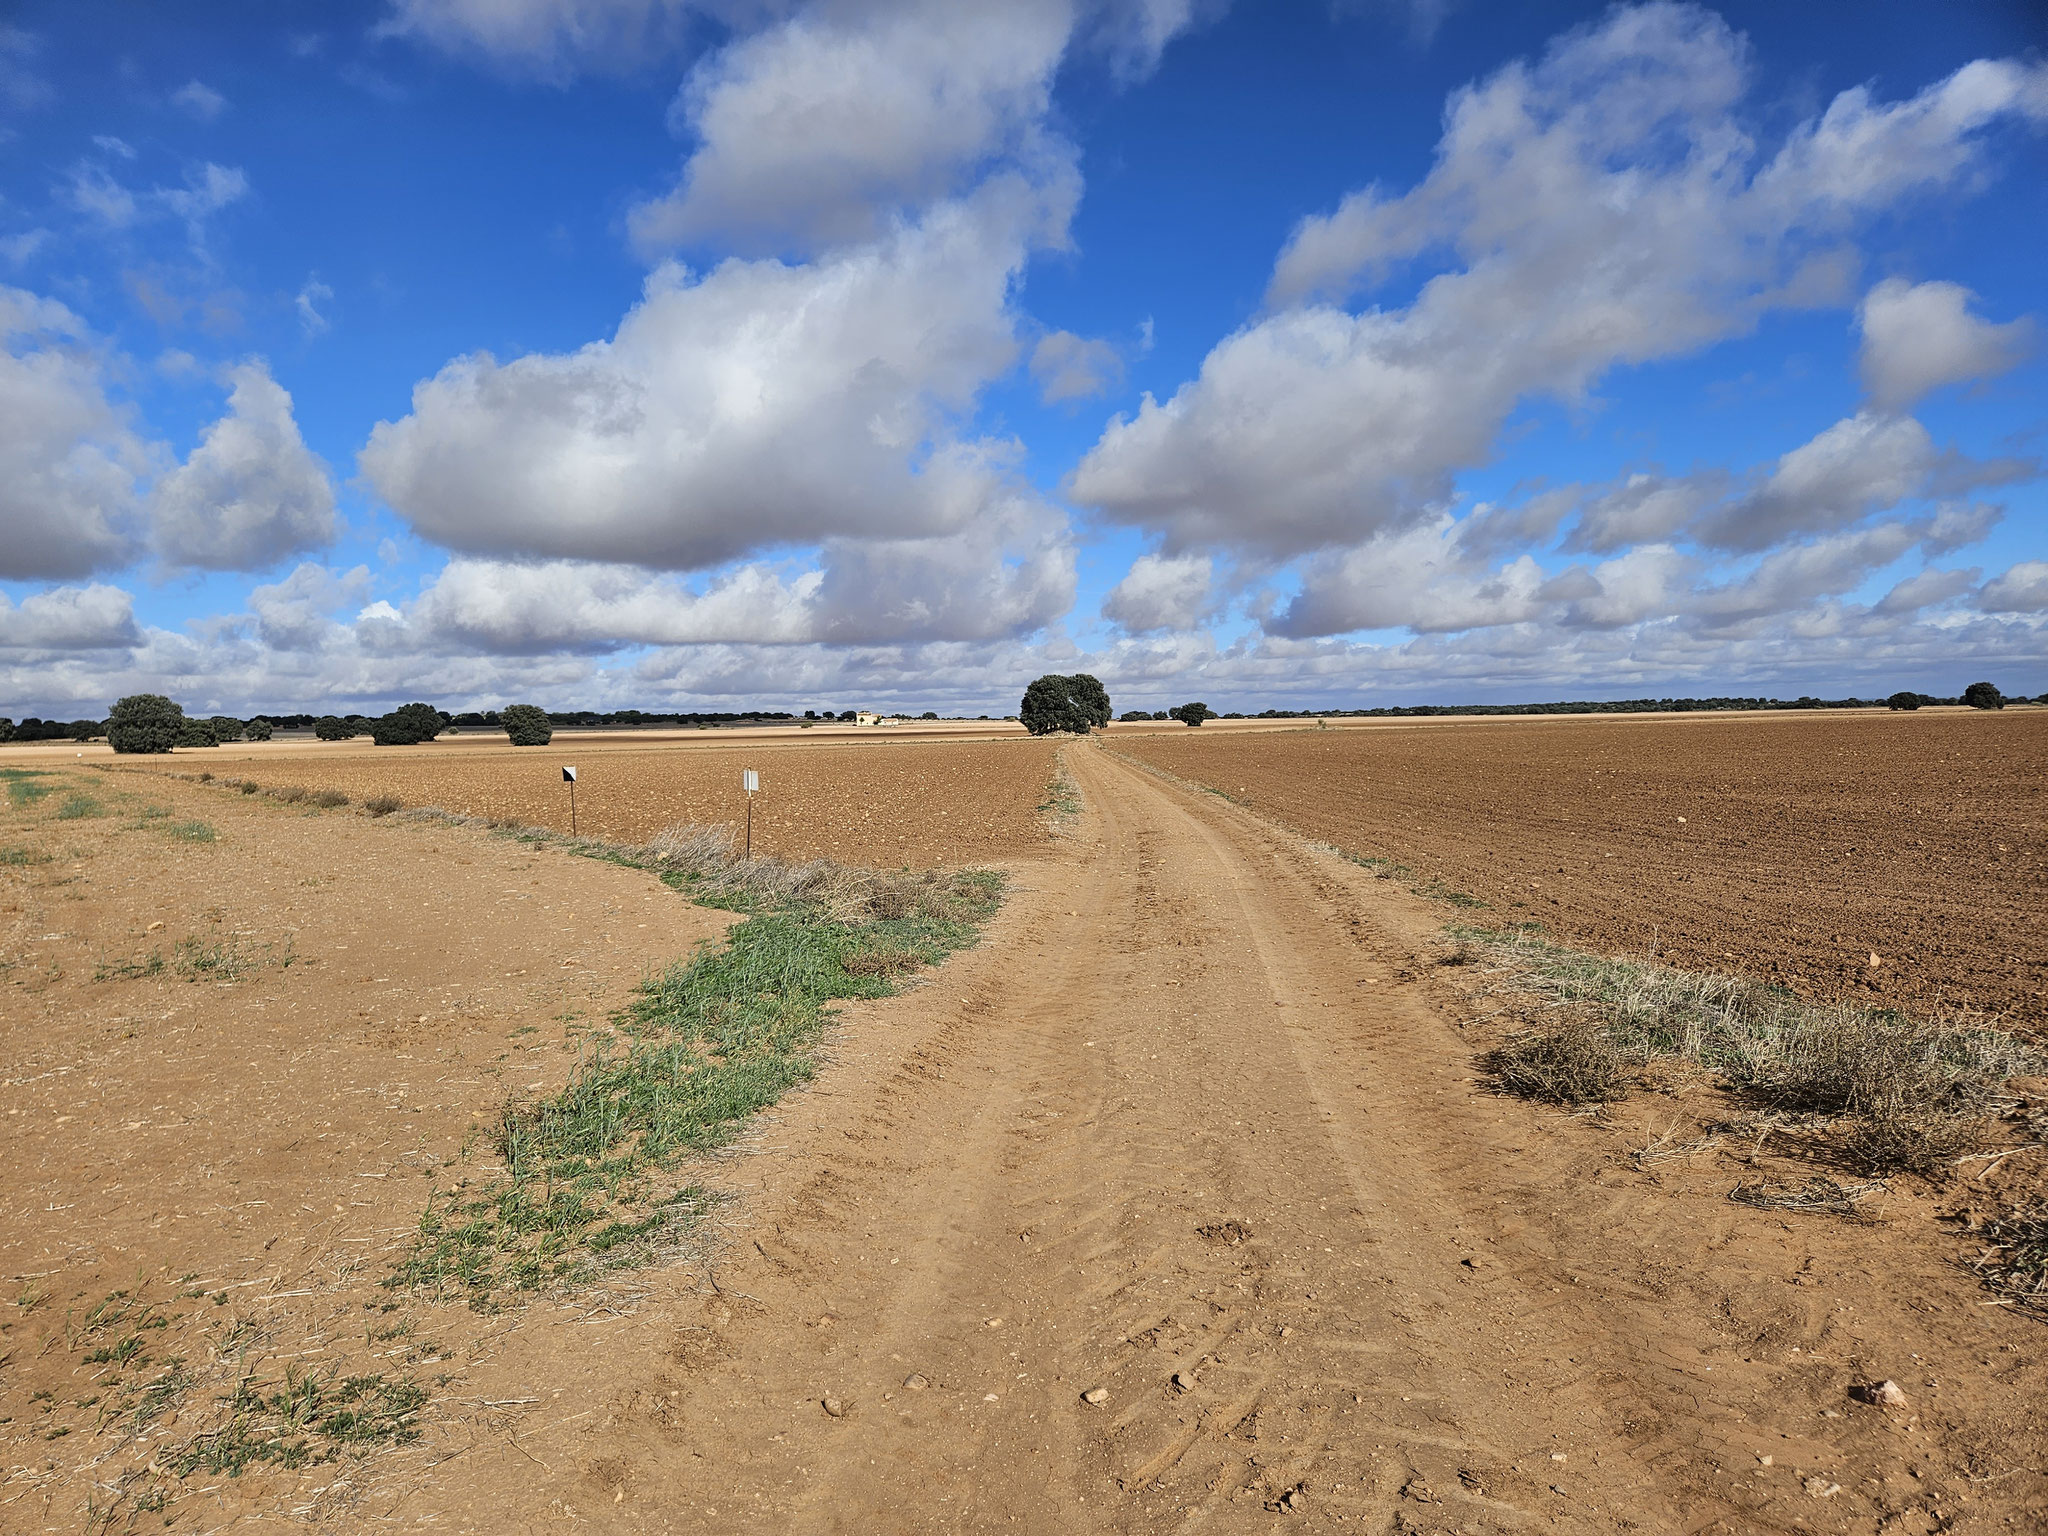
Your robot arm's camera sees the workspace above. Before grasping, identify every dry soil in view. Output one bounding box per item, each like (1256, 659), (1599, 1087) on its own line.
(2, 737), (2043, 1534)
(1115, 710), (2048, 1026)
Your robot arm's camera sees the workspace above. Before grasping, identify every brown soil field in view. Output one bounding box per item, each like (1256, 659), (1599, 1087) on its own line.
(1114, 711), (2048, 1026)
(103, 734), (1062, 868)
(4, 746), (2045, 1533)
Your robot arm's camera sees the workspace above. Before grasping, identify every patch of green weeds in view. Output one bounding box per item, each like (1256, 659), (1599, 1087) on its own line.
(169, 1368), (425, 1477)
(175, 936), (246, 981)
(0, 844), (49, 866)
(95, 950), (166, 982)
(57, 792), (104, 820)
(2, 768), (55, 807)
(1417, 879), (1488, 909)
(393, 869), (1003, 1308)
(162, 819), (216, 843)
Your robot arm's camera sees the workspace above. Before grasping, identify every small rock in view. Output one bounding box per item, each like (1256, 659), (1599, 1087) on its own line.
(1758, 1454), (1773, 1467)
(821, 1397), (846, 1419)
(146, 920), (165, 933)
(985, 1317), (1004, 1329)
(1803, 1476), (1841, 1499)
(1868, 951), (1882, 968)
(1082, 1386), (1109, 1405)
(1461, 1255), (1488, 1270)
(1277, 1486), (1304, 1511)
(903, 1373), (930, 1391)
(1400, 1475), (1437, 1504)
(1171, 1371), (1195, 1393)
(1549, 1452), (1567, 1463)
(1854, 1379), (1909, 1408)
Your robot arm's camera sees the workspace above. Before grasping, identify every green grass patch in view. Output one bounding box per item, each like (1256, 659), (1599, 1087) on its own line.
(392, 868), (1001, 1308)
(1, 768), (55, 807)
(1, 844), (49, 866)
(163, 819), (216, 843)
(56, 791), (104, 820)
(174, 936), (248, 982)
(95, 949), (166, 982)
(169, 1368), (425, 1477)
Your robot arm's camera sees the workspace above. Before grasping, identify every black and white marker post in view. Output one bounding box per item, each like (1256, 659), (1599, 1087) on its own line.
(743, 768), (759, 859)
(562, 764), (578, 835)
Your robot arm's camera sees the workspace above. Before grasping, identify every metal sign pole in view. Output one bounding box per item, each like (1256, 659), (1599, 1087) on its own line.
(562, 765), (578, 835)
(742, 768), (759, 859)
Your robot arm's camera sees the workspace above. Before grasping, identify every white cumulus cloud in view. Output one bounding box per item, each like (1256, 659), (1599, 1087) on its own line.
(362, 177), (1054, 572)
(1980, 561), (2048, 614)
(1072, 5), (2048, 561)
(631, 0), (1077, 256)
(0, 584), (139, 652)
(149, 361), (336, 571)
(1858, 277), (2034, 412)
(1102, 551), (1214, 633)
(0, 286), (152, 580)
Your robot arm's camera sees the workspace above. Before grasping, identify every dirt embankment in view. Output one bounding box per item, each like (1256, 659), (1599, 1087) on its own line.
(1116, 711), (2048, 1025)
(104, 735), (1060, 868)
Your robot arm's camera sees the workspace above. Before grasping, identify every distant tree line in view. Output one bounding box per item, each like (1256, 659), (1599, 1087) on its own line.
(11, 681), (2037, 755)
(1115, 686), (2043, 722)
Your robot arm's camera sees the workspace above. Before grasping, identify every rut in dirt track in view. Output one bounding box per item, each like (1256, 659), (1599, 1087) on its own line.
(585, 743), (1902, 1533)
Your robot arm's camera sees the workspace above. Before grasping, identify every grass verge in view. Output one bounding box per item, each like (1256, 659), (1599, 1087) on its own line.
(1459, 925), (2042, 1176)
(390, 820), (1002, 1309)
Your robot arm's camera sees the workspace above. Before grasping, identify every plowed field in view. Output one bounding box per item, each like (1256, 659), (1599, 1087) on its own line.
(1115, 710), (2048, 1025)
(114, 736), (1061, 868)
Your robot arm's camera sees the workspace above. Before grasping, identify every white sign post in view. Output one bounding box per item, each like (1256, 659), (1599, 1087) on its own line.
(742, 769), (759, 858)
(562, 764), (578, 835)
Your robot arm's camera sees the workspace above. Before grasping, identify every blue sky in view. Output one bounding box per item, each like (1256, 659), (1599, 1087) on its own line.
(1, 0), (2043, 718)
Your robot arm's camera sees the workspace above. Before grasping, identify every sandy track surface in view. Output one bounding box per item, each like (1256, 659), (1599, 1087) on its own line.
(429, 742), (2044, 1534)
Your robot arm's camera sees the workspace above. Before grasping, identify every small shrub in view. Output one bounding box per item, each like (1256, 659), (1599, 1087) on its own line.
(364, 794), (402, 817)
(270, 785), (308, 804)
(1492, 1019), (1629, 1104)
(237, 780), (259, 794)
(500, 704), (553, 747)
(107, 694), (185, 755)
(310, 788), (349, 808)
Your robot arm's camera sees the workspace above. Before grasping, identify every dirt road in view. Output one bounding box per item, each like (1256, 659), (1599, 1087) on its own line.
(442, 742), (2041, 1534)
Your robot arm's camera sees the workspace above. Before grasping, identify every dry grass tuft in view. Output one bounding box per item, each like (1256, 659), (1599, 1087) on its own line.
(1492, 1018), (1628, 1104)
(363, 794), (402, 817)
(1460, 927), (2042, 1176)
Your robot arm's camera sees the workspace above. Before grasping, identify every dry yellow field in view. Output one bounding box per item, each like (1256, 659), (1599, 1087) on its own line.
(105, 732), (1062, 867)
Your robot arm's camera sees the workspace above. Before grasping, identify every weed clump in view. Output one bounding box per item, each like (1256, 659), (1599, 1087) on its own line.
(364, 794), (402, 817)
(1461, 928), (2039, 1175)
(171, 1368), (424, 1476)
(310, 788), (349, 808)
(1492, 1018), (1628, 1104)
